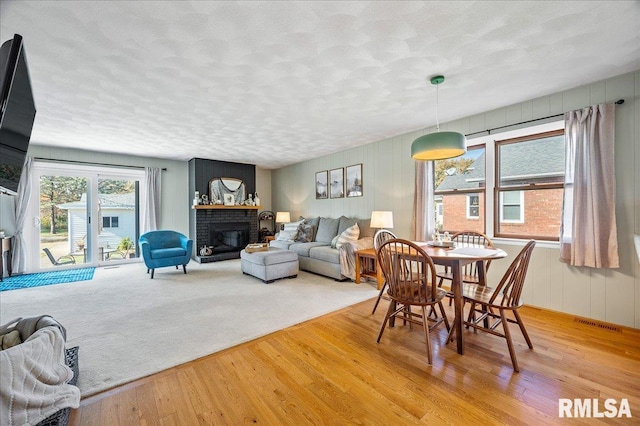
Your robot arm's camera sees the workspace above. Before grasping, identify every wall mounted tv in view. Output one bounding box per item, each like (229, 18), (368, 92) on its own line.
(0, 34), (36, 195)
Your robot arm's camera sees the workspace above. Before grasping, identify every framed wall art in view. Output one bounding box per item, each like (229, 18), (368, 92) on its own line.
(315, 170), (328, 199)
(346, 163), (363, 197)
(223, 193), (235, 206)
(329, 167), (344, 199)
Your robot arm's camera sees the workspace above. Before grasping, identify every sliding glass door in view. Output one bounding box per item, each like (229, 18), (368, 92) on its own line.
(27, 161), (144, 272)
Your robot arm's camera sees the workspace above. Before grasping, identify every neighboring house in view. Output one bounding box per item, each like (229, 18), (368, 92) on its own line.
(435, 136), (564, 236)
(57, 192), (136, 253)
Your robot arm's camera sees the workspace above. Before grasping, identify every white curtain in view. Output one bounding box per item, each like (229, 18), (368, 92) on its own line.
(412, 160), (435, 241)
(11, 156), (32, 274)
(560, 103), (618, 268)
(141, 167), (161, 233)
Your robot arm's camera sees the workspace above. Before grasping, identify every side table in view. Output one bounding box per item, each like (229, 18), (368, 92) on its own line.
(354, 247), (384, 290)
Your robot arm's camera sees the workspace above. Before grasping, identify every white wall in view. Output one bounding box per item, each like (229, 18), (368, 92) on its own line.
(272, 70), (640, 329)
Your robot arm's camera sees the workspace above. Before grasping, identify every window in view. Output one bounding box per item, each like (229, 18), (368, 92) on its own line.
(466, 194), (480, 219)
(102, 216), (119, 228)
(499, 191), (523, 222)
(495, 129), (565, 239)
(433, 146), (485, 233)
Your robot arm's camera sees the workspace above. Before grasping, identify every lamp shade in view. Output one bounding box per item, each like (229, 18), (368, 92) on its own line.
(411, 131), (466, 161)
(275, 211), (290, 223)
(370, 211), (394, 229)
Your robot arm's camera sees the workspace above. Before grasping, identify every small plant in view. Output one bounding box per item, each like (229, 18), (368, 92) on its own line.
(118, 236), (134, 252)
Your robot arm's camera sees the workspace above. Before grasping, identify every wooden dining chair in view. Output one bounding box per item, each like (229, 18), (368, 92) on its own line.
(437, 230), (495, 303)
(370, 229), (397, 314)
(376, 239), (450, 365)
(461, 240), (536, 372)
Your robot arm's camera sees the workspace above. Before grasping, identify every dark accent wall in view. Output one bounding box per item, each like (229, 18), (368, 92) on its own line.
(188, 158), (256, 200)
(188, 158), (257, 260)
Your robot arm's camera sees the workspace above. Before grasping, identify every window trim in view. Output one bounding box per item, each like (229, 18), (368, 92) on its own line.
(466, 194), (480, 219)
(498, 190), (524, 223)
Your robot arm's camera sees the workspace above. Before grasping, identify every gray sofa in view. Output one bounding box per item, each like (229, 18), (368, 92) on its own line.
(269, 216), (374, 280)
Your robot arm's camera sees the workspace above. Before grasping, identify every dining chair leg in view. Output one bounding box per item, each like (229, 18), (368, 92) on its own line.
(513, 309), (534, 349)
(500, 309), (519, 372)
(438, 301), (450, 332)
(421, 306), (433, 365)
(377, 302), (395, 343)
(446, 320), (455, 344)
(466, 301), (477, 329)
(371, 283), (387, 314)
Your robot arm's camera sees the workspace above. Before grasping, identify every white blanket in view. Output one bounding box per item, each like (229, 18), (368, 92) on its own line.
(339, 237), (374, 280)
(0, 327), (80, 426)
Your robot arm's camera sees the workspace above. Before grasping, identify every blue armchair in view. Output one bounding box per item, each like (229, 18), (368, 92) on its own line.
(139, 230), (193, 279)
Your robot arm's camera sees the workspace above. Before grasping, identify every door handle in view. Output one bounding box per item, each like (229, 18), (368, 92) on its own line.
(34, 217), (41, 227)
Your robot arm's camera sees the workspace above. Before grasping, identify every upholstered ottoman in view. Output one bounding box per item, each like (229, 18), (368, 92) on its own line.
(240, 247), (299, 283)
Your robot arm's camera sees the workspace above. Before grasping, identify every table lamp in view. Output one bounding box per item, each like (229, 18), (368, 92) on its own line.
(370, 211), (394, 231)
(275, 211), (291, 230)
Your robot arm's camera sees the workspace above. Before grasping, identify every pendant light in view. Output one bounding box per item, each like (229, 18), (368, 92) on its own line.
(411, 75), (466, 161)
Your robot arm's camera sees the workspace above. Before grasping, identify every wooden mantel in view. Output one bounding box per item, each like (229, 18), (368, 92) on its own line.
(193, 205), (261, 210)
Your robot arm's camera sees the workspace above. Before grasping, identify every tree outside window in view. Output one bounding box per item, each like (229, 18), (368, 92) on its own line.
(433, 146), (486, 233)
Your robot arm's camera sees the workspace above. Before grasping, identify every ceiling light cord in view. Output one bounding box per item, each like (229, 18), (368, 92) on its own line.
(435, 82), (440, 132)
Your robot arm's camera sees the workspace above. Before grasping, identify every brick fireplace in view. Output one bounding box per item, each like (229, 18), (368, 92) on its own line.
(193, 207), (258, 263)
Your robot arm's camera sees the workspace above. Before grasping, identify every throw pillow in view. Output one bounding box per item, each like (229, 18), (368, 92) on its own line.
(276, 230), (295, 241)
(336, 223), (360, 249)
(294, 224), (314, 243)
(331, 235), (340, 249)
(283, 220), (303, 233)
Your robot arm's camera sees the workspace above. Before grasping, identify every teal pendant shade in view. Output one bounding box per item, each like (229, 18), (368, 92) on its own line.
(411, 131), (466, 161)
(411, 74), (467, 161)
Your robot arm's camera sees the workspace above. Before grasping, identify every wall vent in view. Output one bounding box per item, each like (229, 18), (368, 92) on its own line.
(574, 318), (621, 332)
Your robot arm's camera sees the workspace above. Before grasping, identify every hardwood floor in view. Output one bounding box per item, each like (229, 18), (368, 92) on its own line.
(69, 299), (640, 425)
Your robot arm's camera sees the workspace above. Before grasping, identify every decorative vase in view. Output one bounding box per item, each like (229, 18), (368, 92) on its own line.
(254, 192), (260, 206)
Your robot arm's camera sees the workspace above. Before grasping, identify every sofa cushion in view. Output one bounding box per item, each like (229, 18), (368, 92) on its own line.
(356, 218), (375, 238)
(336, 223), (360, 249)
(269, 240), (294, 250)
(338, 216), (358, 235)
(308, 245), (340, 264)
(288, 242), (328, 257)
(315, 217), (341, 243)
(151, 247), (187, 259)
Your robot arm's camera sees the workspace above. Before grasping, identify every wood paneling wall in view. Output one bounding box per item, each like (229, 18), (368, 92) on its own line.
(272, 70), (640, 329)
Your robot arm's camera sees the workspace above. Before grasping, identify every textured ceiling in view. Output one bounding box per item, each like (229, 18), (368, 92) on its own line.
(1, 1), (639, 169)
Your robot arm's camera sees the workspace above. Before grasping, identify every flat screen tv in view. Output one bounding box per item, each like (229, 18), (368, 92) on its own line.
(0, 34), (36, 194)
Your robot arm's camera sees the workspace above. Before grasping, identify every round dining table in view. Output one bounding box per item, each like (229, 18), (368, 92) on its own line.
(415, 242), (508, 355)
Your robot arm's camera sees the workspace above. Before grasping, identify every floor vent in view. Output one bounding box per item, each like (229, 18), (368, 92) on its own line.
(103, 266), (120, 270)
(574, 318), (621, 332)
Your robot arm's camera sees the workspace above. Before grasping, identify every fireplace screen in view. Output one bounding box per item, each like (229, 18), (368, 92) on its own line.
(210, 223), (250, 253)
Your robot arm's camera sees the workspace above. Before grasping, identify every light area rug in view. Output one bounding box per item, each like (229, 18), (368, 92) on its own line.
(0, 259), (378, 397)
